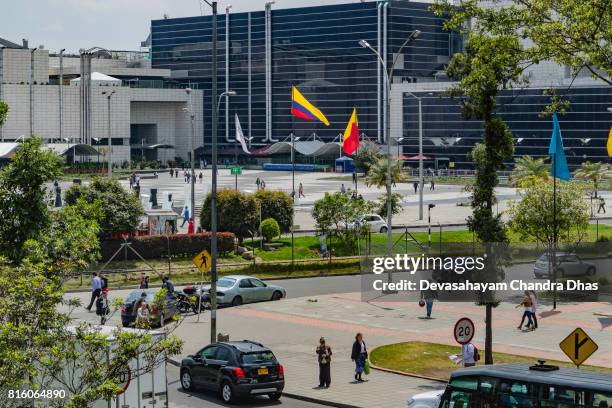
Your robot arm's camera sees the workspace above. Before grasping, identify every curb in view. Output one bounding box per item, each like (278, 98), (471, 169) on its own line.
(167, 358), (363, 408)
(368, 345), (447, 383)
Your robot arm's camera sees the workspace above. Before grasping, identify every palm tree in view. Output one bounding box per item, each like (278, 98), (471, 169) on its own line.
(574, 161), (611, 198)
(511, 156), (549, 186)
(365, 157), (407, 188)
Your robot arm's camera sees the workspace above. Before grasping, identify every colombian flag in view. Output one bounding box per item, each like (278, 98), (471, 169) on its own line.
(291, 86), (330, 126)
(342, 108), (360, 155)
(607, 126), (612, 157)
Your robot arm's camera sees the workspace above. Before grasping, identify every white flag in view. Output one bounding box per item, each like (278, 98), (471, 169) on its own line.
(235, 114), (250, 155)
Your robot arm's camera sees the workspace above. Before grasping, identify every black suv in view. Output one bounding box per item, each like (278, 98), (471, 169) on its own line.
(180, 340), (284, 404)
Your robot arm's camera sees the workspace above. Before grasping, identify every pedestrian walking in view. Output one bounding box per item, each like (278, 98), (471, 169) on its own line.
(516, 291), (534, 330)
(413, 181), (419, 194)
(340, 184), (346, 194)
(199, 172), (203, 183)
(421, 287), (438, 318)
(261, 180), (266, 190)
(256, 177), (261, 190)
(170, 167), (174, 178)
(139, 274), (149, 289)
(430, 179), (435, 191)
(175, 169), (179, 178)
(598, 197), (606, 214)
(351, 333), (368, 382)
(299, 183), (305, 198)
(181, 206), (190, 227)
(316, 337), (332, 388)
(135, 300), (151, 327)
(96, 287), (110, 325)
(204, 159), (207, 169)
(162, 276), (175, 295)
(461, 342), (478, 367)
(529, 290), (538, 330)
(86, 272), (103, 311)
(129, 174), (134, 189)
(54, 181), (62, 207)
(352, 171), (357, 185)
(187, 218), (195, 234)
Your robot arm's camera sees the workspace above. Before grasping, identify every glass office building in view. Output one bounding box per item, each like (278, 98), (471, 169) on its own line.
(151, 0), (457, 155)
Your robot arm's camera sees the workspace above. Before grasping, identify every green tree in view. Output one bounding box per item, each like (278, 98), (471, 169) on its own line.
(432, 1), (532, 364)
(574, 161), (611, 198)
(254, 190), (293, 233)
(64, 177), (144, 237)
(260, 218), (281, 242)
(0, 137), (64, 262)
(508, 180), (589, 246)
(201, 189), (259, 242)
(353, 139), (382, 173)
(365, 157), (407, 188)
(312, 192), (374, 251)
(376, 192), (403, 218)
(0, 102), (8, 127)
(511, 156), (550, 186)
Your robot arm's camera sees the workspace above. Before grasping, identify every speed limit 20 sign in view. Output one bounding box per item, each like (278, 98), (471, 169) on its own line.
(454, 317), (475, 345)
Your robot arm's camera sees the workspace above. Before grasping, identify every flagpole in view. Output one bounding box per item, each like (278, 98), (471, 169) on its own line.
(553, 152), (557, 310)
(234, 111), (238, 191)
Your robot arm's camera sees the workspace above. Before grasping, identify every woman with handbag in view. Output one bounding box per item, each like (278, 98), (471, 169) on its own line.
(351, 333), (368, 382)
(316, 337), (332, 388)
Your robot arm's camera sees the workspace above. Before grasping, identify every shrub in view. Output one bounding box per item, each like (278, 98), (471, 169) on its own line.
(260, 218), (280, 242)
(254, 190), (293, 233)
(200, 189), (259, 242)
(99, 232), (235, 261)
(65, 177), (144, 237)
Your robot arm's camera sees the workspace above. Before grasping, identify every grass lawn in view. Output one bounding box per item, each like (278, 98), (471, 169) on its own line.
(369, 341), (612, 380)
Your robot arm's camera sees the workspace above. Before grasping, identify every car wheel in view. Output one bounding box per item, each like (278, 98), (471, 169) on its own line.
(159, 312), (165, 327)
(271, 291), (282, 301)
(231, 296), (243, 307)
(380, 226), (388, 233)
(268, 392), (282, 401)
(122, 321), (130, 328)
(180, 370), (193, 391)
(587, 266), (596, 276)
(220, 381), (235, 403)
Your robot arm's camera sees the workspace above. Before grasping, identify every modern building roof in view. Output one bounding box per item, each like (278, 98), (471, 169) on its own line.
(0, 143), (99, 159)
(70, 72), (121, 82)
(256, 140), (342, 157)
(0, 37), (24, 49)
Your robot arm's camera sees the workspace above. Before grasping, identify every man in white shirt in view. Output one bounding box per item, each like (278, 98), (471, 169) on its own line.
(461, 343), (476, 367)
(86, 272), (103, 311)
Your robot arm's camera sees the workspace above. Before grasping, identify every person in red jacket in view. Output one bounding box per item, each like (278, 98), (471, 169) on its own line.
(187, 218), (195, 234)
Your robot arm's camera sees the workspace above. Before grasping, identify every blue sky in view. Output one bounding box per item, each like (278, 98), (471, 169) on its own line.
(1, 0), (352, 53)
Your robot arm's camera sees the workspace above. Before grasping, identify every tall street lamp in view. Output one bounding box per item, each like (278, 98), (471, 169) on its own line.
(359, 29), (420, 257)
(30, 47), (38, 137)
(101, 90), (115, 177)
(210, 89), (236, 343)
(184, 88), (196, 220)
(405, 92), (424, 220)
(291, 132), (301, 270)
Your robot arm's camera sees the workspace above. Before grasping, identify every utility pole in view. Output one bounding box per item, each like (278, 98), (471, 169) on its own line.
(102, 90), (115, 177)
(210, 0), (219, 344)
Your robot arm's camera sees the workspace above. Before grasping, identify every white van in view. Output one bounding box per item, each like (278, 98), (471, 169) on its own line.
(64, 325), (169, 408)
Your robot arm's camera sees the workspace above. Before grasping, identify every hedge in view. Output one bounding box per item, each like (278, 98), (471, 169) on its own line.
(99, 232), (235, 262)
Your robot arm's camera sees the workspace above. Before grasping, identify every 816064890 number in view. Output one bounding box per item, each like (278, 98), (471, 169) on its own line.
(7, 389), (66, 399)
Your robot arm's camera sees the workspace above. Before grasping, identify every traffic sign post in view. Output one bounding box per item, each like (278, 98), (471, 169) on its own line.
(454, 317), (475, 345)
(193, 250), (212, 322)
(230, 166), (242, 175)
(559, 327), (598, 368)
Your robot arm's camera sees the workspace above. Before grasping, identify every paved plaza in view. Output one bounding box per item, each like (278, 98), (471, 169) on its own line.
(67, 275), (612, 408)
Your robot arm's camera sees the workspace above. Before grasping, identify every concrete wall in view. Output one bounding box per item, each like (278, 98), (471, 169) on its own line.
(1, 48), (49, 84)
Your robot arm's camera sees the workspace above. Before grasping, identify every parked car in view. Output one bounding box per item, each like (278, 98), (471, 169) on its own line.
(349, 214), (389, 233)
(180, 340), (284, 403)
(534, 253), (596, 279)
(204, 275), (286, 307)
(406, 390), (444, 408)
(121, 289), (178, 327)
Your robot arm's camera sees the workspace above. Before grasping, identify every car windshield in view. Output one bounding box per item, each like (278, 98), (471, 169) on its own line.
(241, 351), (277, 364)
(218, 278), (236, 288)
(127, 291), (153, 303)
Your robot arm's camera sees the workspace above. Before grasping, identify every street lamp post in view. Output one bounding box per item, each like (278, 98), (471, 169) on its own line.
(359, 30), (420, 257)
(291, 133), (301, 270)
(209, 90), (236, 342)
(428, 203), (435, 247)
(405, 92), (424, 220)
(395, 137), (405, 158)
(102, 90), (115, 177)
(59, 49), (65, 143)
(185, 88), (196, 220)
(30, 47), (38, 137)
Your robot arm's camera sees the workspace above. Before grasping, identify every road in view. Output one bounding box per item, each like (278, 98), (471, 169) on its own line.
(167, 365), (326, 408)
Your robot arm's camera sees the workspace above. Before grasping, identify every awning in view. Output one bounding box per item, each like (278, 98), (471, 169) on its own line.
(0, 142), (99, 159)
(404, 154), (433, 161)
(253, 141), (342, 157)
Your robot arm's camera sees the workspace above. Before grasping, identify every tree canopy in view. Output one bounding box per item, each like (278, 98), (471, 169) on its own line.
(201, 189), (260, 242)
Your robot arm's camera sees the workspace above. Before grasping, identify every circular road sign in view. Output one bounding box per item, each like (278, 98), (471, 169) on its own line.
(454, 317), (475, 345)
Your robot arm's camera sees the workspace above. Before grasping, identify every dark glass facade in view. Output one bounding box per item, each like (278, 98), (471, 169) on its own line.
(151, 0), (454, 153)
(402, 87), (612, 169)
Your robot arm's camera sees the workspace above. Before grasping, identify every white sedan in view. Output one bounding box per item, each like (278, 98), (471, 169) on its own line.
(350, 214), (389, 233)
(406, 390), (444, 408)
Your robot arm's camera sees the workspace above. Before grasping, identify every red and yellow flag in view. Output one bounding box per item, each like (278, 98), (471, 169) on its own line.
(342, 108), (360, 155)
(607, 126), (612, 157)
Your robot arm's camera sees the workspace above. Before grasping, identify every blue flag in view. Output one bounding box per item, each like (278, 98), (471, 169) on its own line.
(548, 112), (571, 181)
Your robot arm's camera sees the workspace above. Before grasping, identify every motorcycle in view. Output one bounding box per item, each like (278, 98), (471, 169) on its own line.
(176, 285), (210, 314)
